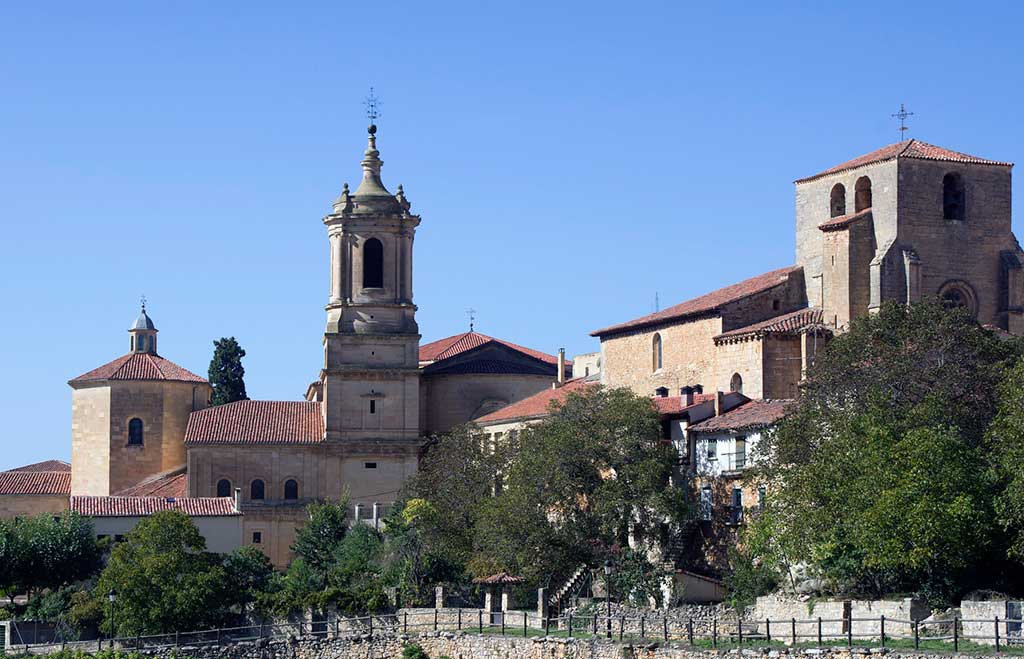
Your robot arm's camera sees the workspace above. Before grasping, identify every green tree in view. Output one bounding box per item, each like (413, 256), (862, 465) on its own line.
(93, 511), (233, 635)
(208, 337), (248, 406)
(0, 512), (103, 599)
(222, 546), (278, 611)
(988, 358), (1024, 561)
(753, 300), (1022, 604)
(290, 500), (350, 586)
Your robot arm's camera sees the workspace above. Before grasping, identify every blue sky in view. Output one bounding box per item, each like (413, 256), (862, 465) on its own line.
(2, 1), (1022, 468)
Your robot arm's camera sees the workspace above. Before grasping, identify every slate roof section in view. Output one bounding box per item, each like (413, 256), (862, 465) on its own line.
(475, 376), (600, 424)
(419, 331), (567, 366)
(7, 459), (71, 472)
(819, 209), (872, 232)
(71, 496), (239, 517)
(796, 139), (1013, 183)
(591, 266), (802, 337)
(115, 468), (188, 498)
(0, 470), (72, 495)
(185, 400), (324, 445)
(70, 353), (207, 384)
(714, 308), (826, 343)
(688, 399), (792, 433)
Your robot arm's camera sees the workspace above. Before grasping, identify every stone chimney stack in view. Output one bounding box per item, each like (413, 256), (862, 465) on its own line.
(680, 386), (694, 406)
(557, 348), (566, 385)
(714, 391), (726, 417)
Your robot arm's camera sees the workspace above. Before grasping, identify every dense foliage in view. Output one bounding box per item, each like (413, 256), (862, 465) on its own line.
(208, 336), (248, 406)
(748, 300), (1024, 604)
(0, 512), (103, 598)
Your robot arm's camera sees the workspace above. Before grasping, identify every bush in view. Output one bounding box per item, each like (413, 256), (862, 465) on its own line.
(402, 643), (429, 659)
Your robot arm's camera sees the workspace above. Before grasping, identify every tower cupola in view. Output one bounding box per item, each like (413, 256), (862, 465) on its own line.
(128, 301), (158, 354)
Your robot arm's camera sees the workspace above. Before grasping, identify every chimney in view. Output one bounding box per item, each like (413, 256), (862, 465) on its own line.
(680, 386), (694, 406)
(714, 391), (726, 417)
(557, 348), (566, 385)
(693, 384), (704, 395)
(233, 487), (242, 513)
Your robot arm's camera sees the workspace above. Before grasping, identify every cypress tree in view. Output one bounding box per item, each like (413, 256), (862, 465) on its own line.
(208, 337), (248, 406)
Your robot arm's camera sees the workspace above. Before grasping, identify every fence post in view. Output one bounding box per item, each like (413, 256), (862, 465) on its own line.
(457, 607), (462, 631)
(739, 616), (744, 646)
(545, 614), (551, 637)
(434, 609), (438, 631)
(766, 618), (771, 643)
(175, 630), (180, 649)
(369, 615), (373, 637)
(568, 614), (573, 638)
(914, 620), (920, 650)
(523, 610), (528, 638)
(501, 612), (506, 636)
(996, 616), (1001, 653)
(954, 615), (959, 652)
(791, 618), (796, 646)
(880, 615), (885, 648)
(847, 616), (852, 648)
(688, 618), (694, 646)
(640, 615), (645, 640)
(404, 611), (408, 635)
(713, 618), (718, 648)
(592, 613), (597, 636)
(663, 617), (669, 642)
(817, 617), (822, 647)
(478, 609), (482, 634)
(619, 615), (624, 641)
(217, 626), (222, 645)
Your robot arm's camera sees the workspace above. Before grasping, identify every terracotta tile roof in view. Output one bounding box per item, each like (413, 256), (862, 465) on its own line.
(475, 377), (600, 424)
(688, 399), (793, 433)
(714, 308), (826, 343)
(0, 470), (71, 495)
(71, 496), (239, 517)
(819, 208), (872, 232)
(185, 400), (324, 445)
(796, 139), (1013, 183)
(419, 331), (568, 366)
(70, 353), (207, 384)
(7, 459), (71, 472)
(652, 393), (717, 415)
(115, 469), (188, 498)
(591, 266), (802, 337)
(473, 572), (526, 585)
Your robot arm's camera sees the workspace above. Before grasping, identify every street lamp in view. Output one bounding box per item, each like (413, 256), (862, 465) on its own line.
(604, 560), (614, 639)
(107, 590), (117, 643)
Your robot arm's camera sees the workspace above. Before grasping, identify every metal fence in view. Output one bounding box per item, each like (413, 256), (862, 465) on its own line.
(6, 611), (1024, 655)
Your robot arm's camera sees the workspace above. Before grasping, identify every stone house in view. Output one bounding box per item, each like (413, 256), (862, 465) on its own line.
(0, 460), (71, 517)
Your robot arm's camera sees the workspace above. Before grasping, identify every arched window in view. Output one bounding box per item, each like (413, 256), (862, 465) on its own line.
(284, 479), (299, 500)
(855, 176), (872, 212)
(652, 333), (663, 371)
(730, 373), (743, 394)
(128, 418), (144, 445)
(216, 479), (232, 498)
(363, 238), (384, 288)
(830, 183), (846, 217)
(939, 280), (977, 318)
(943, 172), (965, 220)
(250, 479), (265, 501)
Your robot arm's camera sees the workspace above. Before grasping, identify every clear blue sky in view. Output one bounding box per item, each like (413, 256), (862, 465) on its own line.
(2, 1), (1022, 468)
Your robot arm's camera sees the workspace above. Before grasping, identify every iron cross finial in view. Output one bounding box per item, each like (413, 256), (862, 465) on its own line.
(891, 103), (914, 139)
(466, 308), (477, 332)
(364, 87), (381, 124)
(140, 294), (147, 312)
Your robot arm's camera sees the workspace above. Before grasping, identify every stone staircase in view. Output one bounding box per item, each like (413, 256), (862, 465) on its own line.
(548, 564), (591, 611)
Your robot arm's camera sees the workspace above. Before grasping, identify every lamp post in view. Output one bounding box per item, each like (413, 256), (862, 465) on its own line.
(604, 560), (614, 639)
(107, 590), (117, 644)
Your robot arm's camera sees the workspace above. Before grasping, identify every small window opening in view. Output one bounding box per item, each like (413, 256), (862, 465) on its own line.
(364, 462), (377, 469)
(706, 438), (718, 461)
(772, 299), (780, 311)
(652, 333), (663, 371)
(252, 531), (262, 544)
(855, 176), (872, 212)
(363, 238), (384, 288)
(730, 487), (743, 524)
(284, 479), (298, 500)
(943, 172), (965, 220)
(730, 372), (743, 394)
(369, 399), (376, 414)
(128, 418), (144, 446)
(216, 479), (231, 498)
(830, 183), (847, 217)
(250, 479), (265, 501)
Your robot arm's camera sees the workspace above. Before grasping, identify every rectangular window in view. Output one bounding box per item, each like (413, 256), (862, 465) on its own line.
(735, 436), (746, 469)
(706, 438), (717, 461)
(700, 486), (713, 521)
(369, 400), (376, 414)
(252, 531), (262, 544)
(730, 488), (743, 524)
(758, 485), (767, 512)
(364, 462), (377, 469)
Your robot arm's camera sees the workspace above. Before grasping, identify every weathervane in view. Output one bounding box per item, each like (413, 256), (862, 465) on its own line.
(891, 103), (914, 139)
(364, 87), (381, 125)
(467, 308), (477, 332)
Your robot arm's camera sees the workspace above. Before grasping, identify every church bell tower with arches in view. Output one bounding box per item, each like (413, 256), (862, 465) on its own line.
(320, 119), (422, 445)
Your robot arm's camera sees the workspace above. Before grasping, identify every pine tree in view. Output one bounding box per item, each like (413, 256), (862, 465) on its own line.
(208, 337), (248, 406)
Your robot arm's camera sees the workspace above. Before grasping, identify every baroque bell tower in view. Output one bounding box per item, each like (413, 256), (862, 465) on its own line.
(321, 119), (422, 444)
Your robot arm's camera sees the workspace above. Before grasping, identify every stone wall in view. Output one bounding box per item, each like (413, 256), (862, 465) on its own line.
(750, 595), (930, 640)
(0, 494), (68, 517)
(960, 600), (1024, 646)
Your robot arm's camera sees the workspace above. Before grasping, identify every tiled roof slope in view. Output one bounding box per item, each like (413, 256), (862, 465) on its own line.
(796, 139), (1013, 183)
(7, 459), (71, 472)
(652, 393), (717, 415)
(819, 209), (872, 232)
(715, 308), (825, 343)
(420, 331), (568, 366)
(688, 399), (792, 433)
(475, 377), (599, 424)
(591, 266), (802, 337)
(115, 469), (188, 498)
(71, 353), (207, 384)
(0, 470), (71, 495)
(185, 400), (324, 445)
(71, 496), (239, 517)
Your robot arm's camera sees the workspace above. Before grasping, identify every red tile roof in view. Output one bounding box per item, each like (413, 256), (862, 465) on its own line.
(419, 331), (568, 366)
(7, 459), (71, 472)
(185, 400), (324, 445)
(70, 353), (207, 384)
(71, 496), (239, 517)
(796, 139), (1013, 183)
(819, 208), (872, 232)
(475, 377), (599, 424)
(714, 308), (826, 343)
(0, 470), (71, 495)
(652, 393), (717, 415)
(591, 266), (802, 337)
(473, 572), (526, 585)
(688, 399), (792, 433)
(115, 469), (188, 498)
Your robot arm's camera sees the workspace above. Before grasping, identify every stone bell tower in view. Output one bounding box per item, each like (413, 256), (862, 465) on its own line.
(321, 122), (422, 443)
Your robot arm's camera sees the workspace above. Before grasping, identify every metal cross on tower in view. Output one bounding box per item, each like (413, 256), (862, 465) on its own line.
(466, 308), (477, 332)
(140, 294), (147, 311)
(891, 103), (914, 139)
(364, 87), (381, 124)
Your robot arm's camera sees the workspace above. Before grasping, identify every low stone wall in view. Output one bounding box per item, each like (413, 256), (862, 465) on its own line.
(750, 596), (930, 640)
(564, 602), (742, 638)
(960, 600), (1024, 646)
